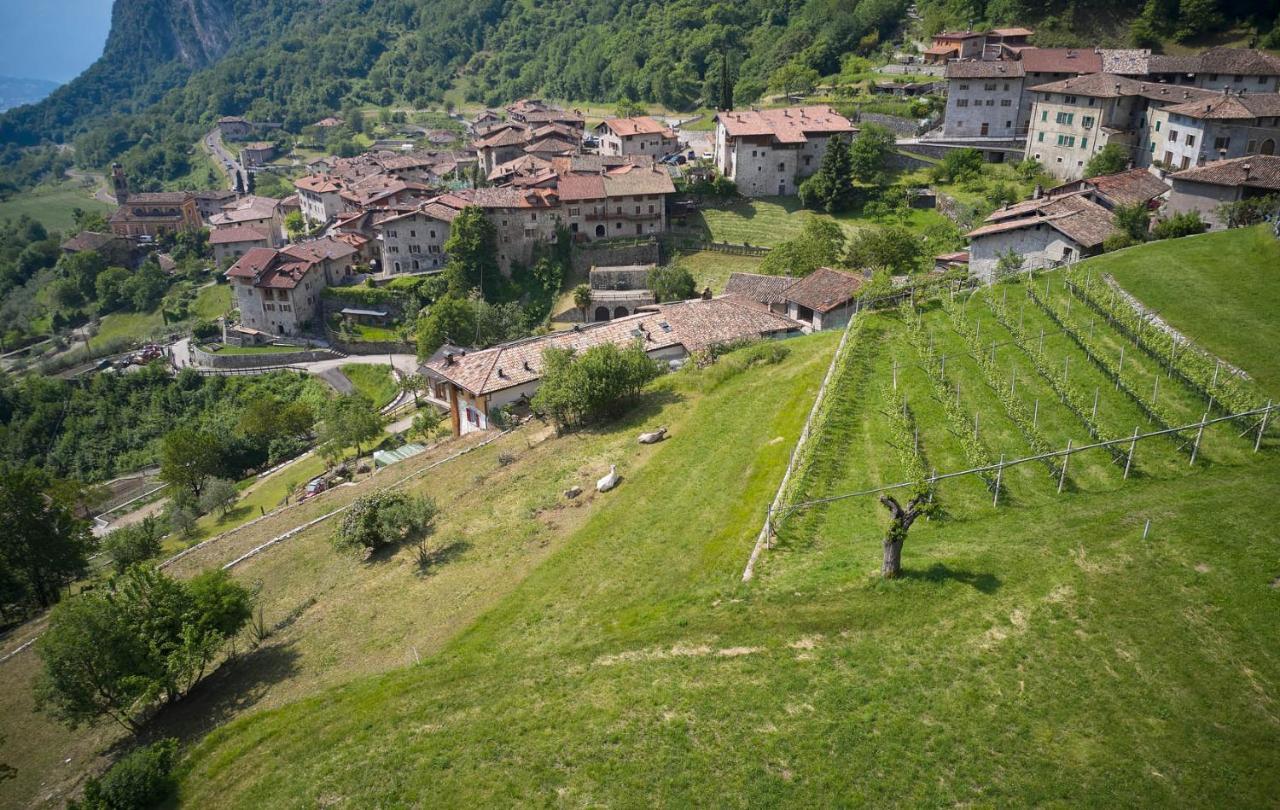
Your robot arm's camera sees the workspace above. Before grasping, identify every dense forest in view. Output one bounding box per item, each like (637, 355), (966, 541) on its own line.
(0, 365), (327, 482)
(1, 0), (1278, 194)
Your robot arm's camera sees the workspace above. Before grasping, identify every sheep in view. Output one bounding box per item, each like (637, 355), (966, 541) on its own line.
(596, 464), (620, 492)
(638, 426), (667, 445)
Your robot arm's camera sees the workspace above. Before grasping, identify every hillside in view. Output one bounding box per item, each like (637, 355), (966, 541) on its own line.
(161, 232), (1280, 805)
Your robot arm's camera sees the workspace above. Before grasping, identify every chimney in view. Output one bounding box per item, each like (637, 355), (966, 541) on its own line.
(523, 360), (532, 371)
(1223, 85), (1229, 95)
(1243, 163), (1252, 180)
(496, 367), (506, 379)
(701, 286), (713, 300)
(444, 352), (454, 366)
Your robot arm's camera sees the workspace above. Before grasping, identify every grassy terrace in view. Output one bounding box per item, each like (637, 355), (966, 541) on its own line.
(686, 195), (954, 247)
(166, 238), (1280, 807)
(340, 363), (398, 409)
(1079, 225), (1280, 399)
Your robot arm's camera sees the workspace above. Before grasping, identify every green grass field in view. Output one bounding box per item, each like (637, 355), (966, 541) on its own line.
(0, 180), (112, 233)
(190, 284), (233, 321)
(688, 195), (955, 247)
(1077, 226), (1280, 399)
(674, 250), (765, 294)
(340, 363), (399, 408)
(88, 310), (166, 350)
(5, 234), (1279, 808)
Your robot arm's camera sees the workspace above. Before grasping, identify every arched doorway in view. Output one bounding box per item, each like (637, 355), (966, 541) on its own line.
(613, 306), (629, 319)
(1262, 139), (1276, 156)
(594, 306), (610, 322)
(594, 224), (606, 237)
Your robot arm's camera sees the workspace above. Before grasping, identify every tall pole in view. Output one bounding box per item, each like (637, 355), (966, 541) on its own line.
(1190, 411), (1207, 465)
(1058, 439), (1071, 494)
(993, 454), (1004, 507)
(1124, 426), (1138, 479)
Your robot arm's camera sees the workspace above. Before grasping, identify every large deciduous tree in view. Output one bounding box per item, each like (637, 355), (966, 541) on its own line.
(443, 206), (501, 299)
(319, 393), (382, 462)
(158, 428), (221, 501)
(0, 465), (95, 609)
(647, 263), (697, 303)
(759, 217), (846, 277)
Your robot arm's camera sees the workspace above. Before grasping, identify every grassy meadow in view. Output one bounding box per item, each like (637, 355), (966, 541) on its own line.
(340, 363), (398, 408)
(0, 180), (111, 233)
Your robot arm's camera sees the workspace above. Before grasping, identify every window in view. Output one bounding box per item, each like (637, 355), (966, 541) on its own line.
(1000, 99), (1012, 107)
(1003, 83), (1010, 91)
(1080, 137), (1088, 150)
(1186, 134), (1195, 148)
(1169, 129), (1178, 143)
(1260, 76), (1268, 85)
(1155, 120), (1162, 132)
(1037, 131), (1045, 142)
(777, 162), (785, 172)
(387, 229), (397, 238)
(1065, 95), (1077, 103)
(751, 150), (758, 157)
(569, 207), (579, 216)
(985, 99), (994, 106)
(412, 260), (419, 270)
(409, 229), (416, 237)
(408, 244), (420, 254)
(804, 156), (812, 166)
(1214, 136), (1230, 151)
(1247, 139), (1257, 152)
(959, 83), (969, 90)
(1164, 150), (1173, 164)
(1181, 156), (1190, 170)
(429, 230), (436, 238)
(1055, 111), (1074, 125)
(983, 82), (997, 91)
(1233, 74), (1242, 82)
(1209, 74), (1218, 81)
(957, 99), (969, 107)
(1041, 110), (1048, 122)
(1150, 142), (1155, 153)
(1082, 116), (1095, 128)
(648, 205), (655, 214)
(1056, 134), (1076, 147)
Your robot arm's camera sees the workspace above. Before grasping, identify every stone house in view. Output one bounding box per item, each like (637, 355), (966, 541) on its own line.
(193, 189), (239, 222)
(238, 142), (277, 168)
(1147, 91), (1280, 171)
(209, 195), (284, 245)
(1165, 155), (1280, 229)
(722, 272), (797, 316)
(966, 191), (1116, 280)
(942, 61), (1027, 139)
(713, 105), (857, 198)
(294, 174), (347, 226)
(217, 116), (255, 141)
(422, 297), (801, 435)
(924, 31), (987, 64)
(210, 226), (273, 265)
(373, 202), (458, 274)
(781, 267), (866, 331)
(594, 117), (679, 158)
(587, 264), (656, 322)
(433, 187), (564, 274)
(225, 238), (359, 336)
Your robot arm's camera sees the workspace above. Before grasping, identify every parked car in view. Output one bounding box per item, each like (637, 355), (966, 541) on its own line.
(301, 478), (327, 500)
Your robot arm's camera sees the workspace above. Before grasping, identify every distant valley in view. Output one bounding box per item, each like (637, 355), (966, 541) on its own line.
(0, 76), (60, 112)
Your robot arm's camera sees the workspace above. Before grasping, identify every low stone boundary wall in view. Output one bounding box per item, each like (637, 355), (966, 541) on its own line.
(192, 344), (336, 369)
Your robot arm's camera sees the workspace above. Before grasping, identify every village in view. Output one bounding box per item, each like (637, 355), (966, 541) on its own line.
(3, 7), (1280, 806)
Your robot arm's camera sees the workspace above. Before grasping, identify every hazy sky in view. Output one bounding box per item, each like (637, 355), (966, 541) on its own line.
(0, 0), (114, 83)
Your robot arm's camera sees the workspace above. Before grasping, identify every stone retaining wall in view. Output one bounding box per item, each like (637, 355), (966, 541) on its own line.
(192, 344), (336, 369)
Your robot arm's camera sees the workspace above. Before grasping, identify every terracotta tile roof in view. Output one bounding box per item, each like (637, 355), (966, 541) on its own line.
(1170, 155), (1280, 190)
(968, 192), (1115, 247)
(1099, 49), (1152, 75)
(523, 136), (579, 154)
(945, 60), (1025, 79)
(556, 173), (606, 201)
(1079, 168), (1170, 206)
(1017, 48), (1102, 75)
(783, 267), (865, 313)
(473, 125), (530, 149)
(121, 192), (193, 204)
(281, 237), (358, 264)
(208, 225), (269, 245)
(1145, 53), (1201, 74)
(1198, 47), (1280, 75)
(374, 201), (461, 227)
(1163, 92), (1280, 119)
(723, 272), (797, 303)
(597, 116), (677, 138)
(552, 154), (654, 174)
(924, 44), (958, 56)
(437, 187), (559, 210)
(60, 231), (121, 252)
(424, 297), (800, 395)
(209, 195), (279, 226)
(990, 27), (1034, 37)
(295, 174), (343, 193)
(934, 250), (970, 262)
(715, 106), (856, 145)
(225, 246), (280, 280)
(935, 30), (985, 40)
(601, 164), (676, 196)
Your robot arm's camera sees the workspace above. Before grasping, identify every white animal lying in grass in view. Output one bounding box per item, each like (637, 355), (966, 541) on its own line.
(638, 427), (667, 444)
(597, 464), (620, 492)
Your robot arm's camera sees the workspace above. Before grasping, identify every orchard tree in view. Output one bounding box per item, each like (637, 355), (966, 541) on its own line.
(846, 225), (924, 275)
(333, 491), (439, 554)
(102, 517), (164, 573)
(878, 493), (931, 578)
(760, 217), (846, 277)
(159, 428), (221, 501)
(319, 393), (382, 461)
(198, 478), (240, 518)
(769, 61), (820, 100)
(647, 263), (697, 303)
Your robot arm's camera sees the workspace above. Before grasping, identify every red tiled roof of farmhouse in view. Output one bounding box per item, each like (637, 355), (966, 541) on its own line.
(968, 192), (1116, 247)
(224, 247), (306, 289)
(1079, 168), (1170, 206)
(556, 174), (607, 201)
(716, 106), (856, 144)
(935, 30), (986, 40)
(990, 27), (1034, 36)
(783, 267), (865, 313)
(295, 174), (343, 193)
(945, 60), (1026, 79)
(425, 298), (800, 396)
(602, 164), (676, 195)
(208, 225), (269, 245)
(473, 124), (530, 149)
(437, 187), (560, 210)
(1016, 47), (1102, 74)
(599, 116), (676, 137)
(1198, 47), (1280, 75)
(1163, 92), (1280, 120)
(723, 272), (797, 304)
(280, 237), (358, 264)
(1170, 155), (1280, 191)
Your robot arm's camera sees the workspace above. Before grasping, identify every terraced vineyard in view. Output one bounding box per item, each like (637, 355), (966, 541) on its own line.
(765, 271), (1275, 583)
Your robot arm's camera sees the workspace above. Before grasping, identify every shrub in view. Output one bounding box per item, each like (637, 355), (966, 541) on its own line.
(73, 739), (178, 810)
(1152, 211), (1207, 240)
(1103, 231), (1139, 253)
(333, 491), (438, 554)
(1083, 144), (1129, 178)
(699, 341), (790, 389)
(102, 517), (164, 574)
(531, 342), (661, 432)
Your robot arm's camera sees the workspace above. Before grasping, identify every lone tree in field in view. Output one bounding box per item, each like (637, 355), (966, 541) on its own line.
(878, 493), (931, 578)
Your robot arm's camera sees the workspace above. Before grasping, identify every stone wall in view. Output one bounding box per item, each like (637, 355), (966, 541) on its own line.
(192, 344), (336, 369)
(570, 238), (661, 273)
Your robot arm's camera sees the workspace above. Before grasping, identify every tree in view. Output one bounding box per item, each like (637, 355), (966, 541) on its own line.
(1217, 194), (1280, 228)
(198, 478), (240, 518)
(412, 409), (443, 442)
(995, 249), (1025, 280)
(759, 217), (846, 277)
(319, 393), (382, 461)
(123, 259), (168, 312)
(845, 226), (924, 275)
(158, 428), (221, 501)
(443, 207), (500, 299)
(284, 210), (306, 241)
(95, 266), (131, 312)
(0, 466), (95, 609)
(647, 263), (697, 303)
(798, 135), (856, 212)
(614, 98), (646, 118)
(931, 148), (984, 184)
(103, 517), (164, 574)
(75, 738), (178, 810)
(768, 61), (820, 100)
(531, 342), (660, 432)
(333, 491), (438, 554)
(878, 493), (930, 578)
(847, 123), (895, 185)
(35, 566), (252, 732)
(572, 283), (592, 322)
(165, 503), (197, 538)
(398, 372), (426, 407)
(1113, 202), (1151, 242)
(1084, 143), (1129, 178)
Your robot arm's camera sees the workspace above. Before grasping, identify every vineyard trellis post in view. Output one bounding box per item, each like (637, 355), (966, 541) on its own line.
(1058, 439), (1071, 494)
(1191, 411), (1208, 465)
(1212, 359), (1221, 388)
(1152, 375), (1160, 407)
(1032, 398), (1040, 430)
(993, 454), (1004, 507)
(1117, 345), (1125, 388)
(1124, 426), (1139, 478)
(1257, 400), (1272, 453)
(1091, 388), (1100, 422)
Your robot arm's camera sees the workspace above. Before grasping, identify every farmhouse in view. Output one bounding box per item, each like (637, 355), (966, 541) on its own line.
(373, 201), (458, 274)
(225, 238), (360, 336)
(594, 116), (679, 158)
(294, 174), (347, 226)
(423, 297), (802, 435)
(722, 272), (797, 316)
(781, 267), (866, 331)
(1165, 155), (1280, 229)
(713, 105), (857, 197)
(210, 226), (273, 265)
(209, 195), (284, 245)
(558, 163), (675, 241)
(966, 191), (1116, 280)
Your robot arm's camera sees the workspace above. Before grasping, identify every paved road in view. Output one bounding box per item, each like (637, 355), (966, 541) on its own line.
(170, 338), (420, 377)
(203, 128), (245, 191)
(66, 168), (115, 204)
